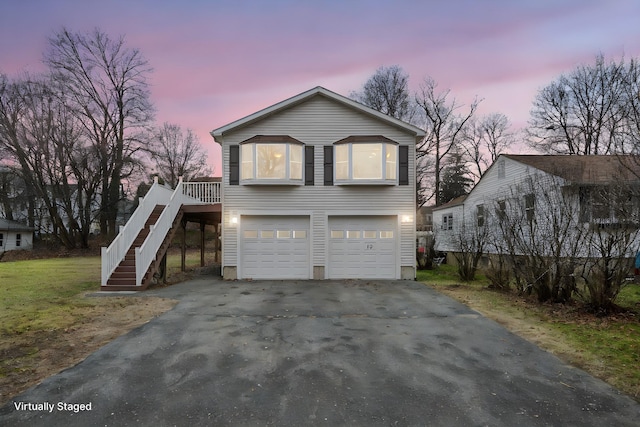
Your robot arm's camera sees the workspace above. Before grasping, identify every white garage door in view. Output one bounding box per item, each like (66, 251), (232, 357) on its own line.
(241, 216), (310, 279)
(328, 216), (397, 279)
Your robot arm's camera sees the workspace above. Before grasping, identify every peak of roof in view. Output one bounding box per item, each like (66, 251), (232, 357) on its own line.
(503, 154), (640, 184)
(210, 86), (425, 138)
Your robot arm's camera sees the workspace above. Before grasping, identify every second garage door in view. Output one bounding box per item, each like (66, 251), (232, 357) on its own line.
(240, 216), (310, 279)
(328, 216), (397, 279)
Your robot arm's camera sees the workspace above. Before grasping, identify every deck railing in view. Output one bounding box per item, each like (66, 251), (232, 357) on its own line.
(101, 178), (174, 286)
(182, 181), (221, 204)
(101, 179), (221, 287)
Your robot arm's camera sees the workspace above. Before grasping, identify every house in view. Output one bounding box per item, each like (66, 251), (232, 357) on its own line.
(211, 86), (425, 280)
(0, 218), (34, 253)
(434, 154), (640, 260)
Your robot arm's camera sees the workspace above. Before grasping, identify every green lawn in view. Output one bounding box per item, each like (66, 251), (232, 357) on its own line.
(0, 250), (209, 335)
(418, 265), (640, 401)
(0, 257), (101, 335)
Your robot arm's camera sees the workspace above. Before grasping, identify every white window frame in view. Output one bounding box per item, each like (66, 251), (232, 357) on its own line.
(334, 142), (397, 184)
(442, 213), (453, 230)
(240, 142), (303, 184)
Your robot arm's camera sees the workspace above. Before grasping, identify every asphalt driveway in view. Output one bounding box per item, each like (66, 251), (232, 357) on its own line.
(1, 278), (639, 426)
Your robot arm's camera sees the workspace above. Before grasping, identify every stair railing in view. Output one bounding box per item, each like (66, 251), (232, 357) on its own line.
(100, 178), (173, 286)
(135, 177), (187, 286)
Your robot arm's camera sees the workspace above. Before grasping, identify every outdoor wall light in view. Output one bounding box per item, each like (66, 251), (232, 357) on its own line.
(230, 211), (238, 226)
(401, 214), (414, 224)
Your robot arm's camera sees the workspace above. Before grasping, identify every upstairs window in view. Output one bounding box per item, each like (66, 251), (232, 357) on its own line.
(524, 194), (535, 222)
(334, 136), (398, 184)
(240, 136), (303, 184)
(476, 204), (485, 227)
(442, 213), (453, 230)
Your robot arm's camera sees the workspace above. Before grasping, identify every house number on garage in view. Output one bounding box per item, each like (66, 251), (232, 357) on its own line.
(365, 243), (375, 250)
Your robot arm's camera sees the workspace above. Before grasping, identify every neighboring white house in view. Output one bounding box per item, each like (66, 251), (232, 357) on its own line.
(211, 86), (425, 280)
(0, 218), (34, 253)
(434, 154), (640, 259)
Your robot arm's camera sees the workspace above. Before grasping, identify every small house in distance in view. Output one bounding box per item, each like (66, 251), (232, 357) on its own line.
(0, 218), (34, 253)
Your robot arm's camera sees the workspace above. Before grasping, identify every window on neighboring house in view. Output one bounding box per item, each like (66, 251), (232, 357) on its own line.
(581, 186), (637, 224)
(0, 233), (3, 247)
(476, 204), (485, 227)
(334, 136), (397, 183)
(442, 213), (453, 230)
(497, 200), (506, 220)
(497, 160), (505, 179)
(239, 136), (303, 183)
(16, 233), (21, 247)
(524, 194), (535, 221)
(591, 191), (610, 220)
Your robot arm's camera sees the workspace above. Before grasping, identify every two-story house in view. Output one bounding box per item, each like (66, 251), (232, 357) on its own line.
(211, 86), (424, 280)
(100, 87), (422, 290)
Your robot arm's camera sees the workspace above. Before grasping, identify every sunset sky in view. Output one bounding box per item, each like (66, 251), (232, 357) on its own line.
(2, 0), (640, 175)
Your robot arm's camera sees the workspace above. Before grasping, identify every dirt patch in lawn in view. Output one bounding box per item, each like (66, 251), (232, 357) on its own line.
(0, 296), (177, 407)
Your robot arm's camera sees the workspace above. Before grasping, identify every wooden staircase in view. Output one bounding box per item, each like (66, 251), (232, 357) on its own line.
(101, 179), (221, 291)
(101, 205), (182, 291)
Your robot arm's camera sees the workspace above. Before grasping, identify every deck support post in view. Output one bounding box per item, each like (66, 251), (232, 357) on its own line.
(200, 221), (206, 267)
(181, 218), (187, 272)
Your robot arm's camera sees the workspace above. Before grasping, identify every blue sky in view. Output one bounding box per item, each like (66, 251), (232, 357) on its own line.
(2, 0), (639, 173)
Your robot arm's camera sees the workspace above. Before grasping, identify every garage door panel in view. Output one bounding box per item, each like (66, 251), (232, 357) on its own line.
(328, 216), (397, 279)
(241, 216), (310, 279)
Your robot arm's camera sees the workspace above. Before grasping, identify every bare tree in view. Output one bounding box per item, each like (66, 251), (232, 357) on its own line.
(151, 123), (211, 187)
(44, 28), (154, 239)
(527, 54), (627, 155)
(351, 65), (414, 122)
(463, 113), (514, 180)
(574, 183), (640, 313)
(415, 77), (479, 206)
(0, 74), (92, 248)
(495, 174), (586, 303)
(452, 205), (491, 281)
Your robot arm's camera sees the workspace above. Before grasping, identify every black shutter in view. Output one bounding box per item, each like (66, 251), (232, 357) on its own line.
(323, 146), (333, 186)
(230, 145), (239, 185)
(305, 146), (314, 186)
(399, 145), (409, 185)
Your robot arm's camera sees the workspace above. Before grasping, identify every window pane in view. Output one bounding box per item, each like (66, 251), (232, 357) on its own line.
(336, 145), (349, 180)
(353, 144), (382, 179)
(244, 230), (258, 238)
(289, 144), (302, 180)
(293, 230), (306, 239)
(241, 144), (254, 179)
(277, 230), (291, 239)
(346, 230), (361, 239)
(385, 144), (397, 180)
(364, 230), (376, 239)
(380, 231), (394, 239)
(331, 230), (344, 238)
(257, 144), (286, 179)
(260, 230), (274, 238)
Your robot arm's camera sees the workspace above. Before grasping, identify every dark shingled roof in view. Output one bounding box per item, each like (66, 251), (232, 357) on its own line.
(0, 218), (34, 231)
(504, 155), (640, 184)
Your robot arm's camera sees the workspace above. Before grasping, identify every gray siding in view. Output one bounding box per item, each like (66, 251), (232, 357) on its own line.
(217, 95), (417, 275)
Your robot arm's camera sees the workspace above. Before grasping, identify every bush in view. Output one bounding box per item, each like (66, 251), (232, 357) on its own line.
(484, 257), (511, 290)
